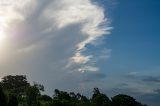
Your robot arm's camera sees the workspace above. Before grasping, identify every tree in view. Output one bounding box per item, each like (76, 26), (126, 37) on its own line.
(53, 89), (79, 106)
(1, 75), (30, 96)
(0, 75), (148, 106)
(0, 85), (7, 106)
(111, 94), (147, 106)
(91, 88), (111, 106)
(25, 84), (43, 106)
(8, 95), (18, 106)
(53, 89), (71, 101)
(34, 82), (44, 92)
(39, 94), (52, 102)
(92, 88), (100, 99)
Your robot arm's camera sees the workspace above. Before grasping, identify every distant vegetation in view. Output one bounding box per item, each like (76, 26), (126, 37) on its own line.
(0, 75), (147, 106)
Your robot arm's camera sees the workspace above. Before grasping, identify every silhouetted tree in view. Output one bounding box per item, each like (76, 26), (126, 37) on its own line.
(53, 89), (71, 101)
(91, 88), (111, 106)
(1, 75), (30, 96)
(0, 75), (148, 106)
(34, 82), (44, 92)
(25, 84), (43, 106)
(8, 95), (18, 106)
(39, 94), (52, 102)
(111, 94), (147, 106)
(52, 99), (62, 106)
(0, 85), (7, 106)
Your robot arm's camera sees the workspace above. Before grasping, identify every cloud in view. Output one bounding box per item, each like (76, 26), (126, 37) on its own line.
(71, 53), (92, 64)
(0, 0), (111, 94)
(138, 89), (160, 106)
(118, 83), (129, 87)
(124, 72), (160, 84)
(81, 71), (107, 82)
(154, 89), (160, 93)
(142, 76), (160, 83)
(124, 72), (139, 78)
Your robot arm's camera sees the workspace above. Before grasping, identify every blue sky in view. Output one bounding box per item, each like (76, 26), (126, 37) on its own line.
(0, 0), (159, 106)
(105, 0), (160, 72)
(105, 0), (160, 79)
(97, 0), (160, 106)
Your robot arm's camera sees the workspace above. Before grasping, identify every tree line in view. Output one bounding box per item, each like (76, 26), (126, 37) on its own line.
(0, 75), (147, 106)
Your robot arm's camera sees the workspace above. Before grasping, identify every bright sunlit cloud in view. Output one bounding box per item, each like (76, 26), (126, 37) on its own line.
(0, 17), (6, 43)
(0, 30), (5, 42)
(0, 0), (111, 73)
(0, 0), (111, 95)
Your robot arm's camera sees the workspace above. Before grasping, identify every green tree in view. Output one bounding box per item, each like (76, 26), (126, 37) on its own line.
(0, 75), (148, 106)
(39, 94), (52, 102)
(53, 89), (71, 101)
(0, 85), (7, 106)
(8, 95), (18, 106)
(25, 83), (43, 106)
(111, 94), (147, 106)
(91, 88), (111, 106)
(53, 89), (77, 106)
(69, 92), (90, 106)
(52, 99), (62, 106)
(1, 75), (30, 96)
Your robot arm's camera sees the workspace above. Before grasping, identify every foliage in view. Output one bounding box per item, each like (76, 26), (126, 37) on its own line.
(91, 88), (111, 106)
(0, 85), (7, 106)
(25, 84), (43, 106)
(111, 94), (147, 106)
(39, 95), (52, 102)
(1, 75), (30, 96)
(0, 75), (147, 106)
(8, 94), (18, 106)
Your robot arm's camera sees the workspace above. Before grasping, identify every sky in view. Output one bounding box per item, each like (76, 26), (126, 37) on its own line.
(0, 0), (160, 106)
